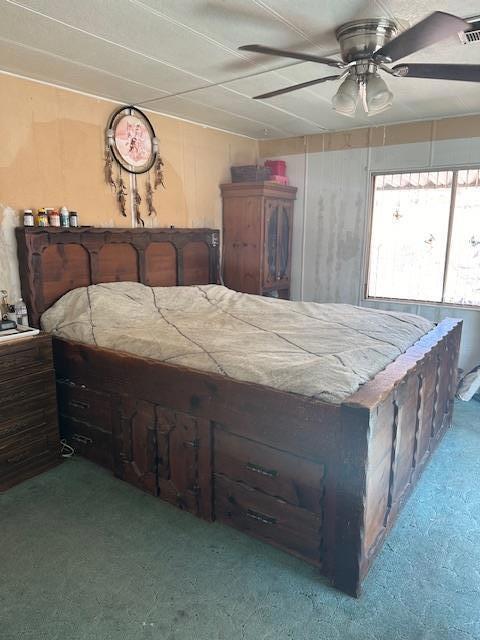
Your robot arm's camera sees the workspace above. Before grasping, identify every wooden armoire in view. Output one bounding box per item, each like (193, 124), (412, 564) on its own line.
(221, 182), (296, 299)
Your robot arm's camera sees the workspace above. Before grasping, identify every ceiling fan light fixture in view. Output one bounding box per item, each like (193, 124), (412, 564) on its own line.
(332, 75), (359, 117)
(365, 73), (393, 115)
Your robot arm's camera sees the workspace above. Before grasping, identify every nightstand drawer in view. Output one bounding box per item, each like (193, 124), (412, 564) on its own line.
(0, 372), (55, 419)
(0, 336), (53, 381)
(214, 429), (324, 513)
(57, 380), (112, 431)
(0, 408), (57, 445)
(215, 475), (322, 565)
(0, 430), (58, 472)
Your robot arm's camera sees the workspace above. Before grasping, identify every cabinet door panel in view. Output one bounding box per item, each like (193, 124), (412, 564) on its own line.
(114, 397), (157, 495)
(114, 398), (212, 517)
(277, 202), (292, 283)
(263, 198), (293, 292)
(156, 407), (200, 513)
(263, 199), (279, 287)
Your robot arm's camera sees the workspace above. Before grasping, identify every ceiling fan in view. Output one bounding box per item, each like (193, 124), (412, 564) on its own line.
(238, 11), (480, 117)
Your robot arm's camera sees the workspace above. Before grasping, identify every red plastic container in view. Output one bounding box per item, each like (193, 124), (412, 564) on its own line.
(265, 160), (286, 176)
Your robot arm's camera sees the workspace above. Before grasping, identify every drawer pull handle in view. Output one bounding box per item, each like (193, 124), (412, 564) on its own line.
(246, 509), (276, 526)
(246, 462), (278, 478)
(69, 400), (89, 410)
(2, 423), (22, 437)
(184, 439), (199, 449)
(6, 453), (27, 464)
(58, 378), (76, 388)
(72, 433), (92, 445)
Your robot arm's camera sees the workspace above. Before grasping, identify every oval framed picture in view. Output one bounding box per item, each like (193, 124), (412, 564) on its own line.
(107, 106), (157, 174)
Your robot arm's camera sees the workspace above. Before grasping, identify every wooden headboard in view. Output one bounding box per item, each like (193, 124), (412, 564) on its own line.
(15, 227), (220, 328)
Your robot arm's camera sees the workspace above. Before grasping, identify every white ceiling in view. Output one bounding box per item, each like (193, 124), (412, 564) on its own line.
(1, 0), (480, 138)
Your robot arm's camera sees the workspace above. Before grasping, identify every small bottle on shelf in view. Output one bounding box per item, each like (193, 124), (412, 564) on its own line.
(14, 298), (29, 327)
(48, 209), (60, 227)
(60, 206), (70, 227)
(23, 209), (34, 227)
(69, 211), (79, 227)
(36, 209), (48, 227)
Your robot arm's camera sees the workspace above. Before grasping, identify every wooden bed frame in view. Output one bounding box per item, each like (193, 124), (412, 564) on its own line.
(16, 227), (462, 597)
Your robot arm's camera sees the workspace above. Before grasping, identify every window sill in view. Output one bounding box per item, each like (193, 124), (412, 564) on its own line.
(363, 296), (480, 312)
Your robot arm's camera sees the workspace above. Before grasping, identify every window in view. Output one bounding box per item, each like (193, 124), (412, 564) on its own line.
(367, 169), (480, 307)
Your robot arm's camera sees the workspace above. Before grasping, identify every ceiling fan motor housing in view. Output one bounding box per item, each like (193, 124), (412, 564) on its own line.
(335, 18), (398, 64)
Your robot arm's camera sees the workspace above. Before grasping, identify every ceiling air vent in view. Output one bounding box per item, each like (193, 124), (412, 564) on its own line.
(459, 18), (480, 44)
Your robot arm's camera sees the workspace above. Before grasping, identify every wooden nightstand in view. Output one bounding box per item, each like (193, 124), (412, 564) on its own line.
(0, 334), (61, 491)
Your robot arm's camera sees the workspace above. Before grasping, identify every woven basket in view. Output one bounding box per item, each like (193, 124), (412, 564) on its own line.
(230, 165), (272, 183)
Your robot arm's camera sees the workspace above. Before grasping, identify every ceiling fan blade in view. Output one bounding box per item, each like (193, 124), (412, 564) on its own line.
(374, 11), (469, 63)
(393, 63), (480, 82)
(253, 75), (341, 99)
(239, 44), (345, 68)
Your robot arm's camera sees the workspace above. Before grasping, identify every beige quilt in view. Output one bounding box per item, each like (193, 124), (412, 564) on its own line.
(41, 283), (433, 404)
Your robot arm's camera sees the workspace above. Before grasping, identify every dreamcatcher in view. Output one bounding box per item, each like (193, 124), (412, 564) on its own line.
(104, 105), (165, 226)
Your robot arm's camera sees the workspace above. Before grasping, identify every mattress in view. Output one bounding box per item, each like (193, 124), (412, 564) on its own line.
(41, 283), (434, 404)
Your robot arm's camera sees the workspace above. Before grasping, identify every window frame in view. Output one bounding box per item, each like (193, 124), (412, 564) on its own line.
(364, 165), (480, 311)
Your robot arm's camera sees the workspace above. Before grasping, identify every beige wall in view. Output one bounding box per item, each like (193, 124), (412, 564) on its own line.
(0, 73), (258, 299)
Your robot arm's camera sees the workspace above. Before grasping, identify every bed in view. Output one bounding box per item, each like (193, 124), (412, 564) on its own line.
(16, 226), (462, 597)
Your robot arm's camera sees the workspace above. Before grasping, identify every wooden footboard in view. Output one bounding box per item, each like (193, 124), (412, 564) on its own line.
(334, 318), (462, 596)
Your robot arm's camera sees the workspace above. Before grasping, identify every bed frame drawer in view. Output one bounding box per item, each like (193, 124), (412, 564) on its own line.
(214, 429), (324, 513)
(57, 380), (112, 431)
(60, 415), (113, 470)
(215, 475), (322, 565)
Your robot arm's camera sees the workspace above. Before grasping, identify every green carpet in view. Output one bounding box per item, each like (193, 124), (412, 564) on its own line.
(1, 401), (479, 640)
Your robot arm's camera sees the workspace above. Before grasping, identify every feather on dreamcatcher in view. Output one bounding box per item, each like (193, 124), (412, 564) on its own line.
(104, 105), (165, 225)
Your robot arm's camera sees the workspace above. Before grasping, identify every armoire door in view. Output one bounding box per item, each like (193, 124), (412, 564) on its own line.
(263, 198), (280, 288)
(263, 198), (292, 290)
(275, 200), (293, 288)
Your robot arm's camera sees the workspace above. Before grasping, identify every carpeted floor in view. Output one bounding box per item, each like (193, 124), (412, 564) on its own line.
(1, 401), (479, 640)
